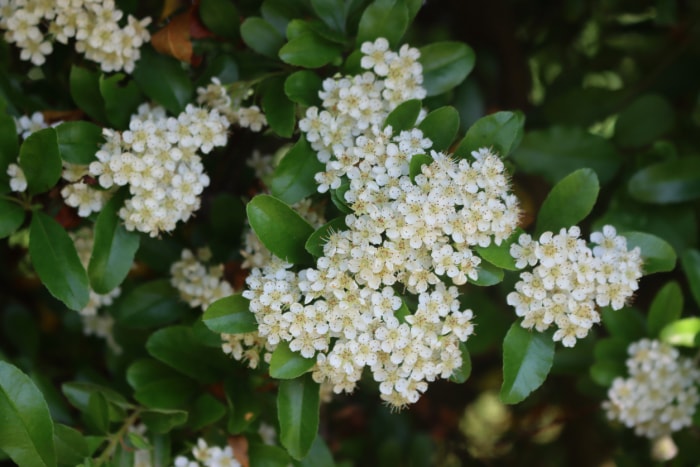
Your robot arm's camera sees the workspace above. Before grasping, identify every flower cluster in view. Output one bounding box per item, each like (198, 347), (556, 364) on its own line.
(70, 227), (121, 352)
(603, 338), (700, 439)
(240, 39), (520, 408)
(170, 248), (233, 311)
(197, 78), (268, 133)
(174, 438), (241, 467)
(0, 0), (150, 71)
(507, 225), (643, 347)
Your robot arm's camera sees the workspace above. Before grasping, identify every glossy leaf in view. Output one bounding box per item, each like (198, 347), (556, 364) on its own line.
(311, 0), (347, 33)
(512, 126), (621, 184)
(627, 157), (700, 204)
(622, 231), (676, 274)
(262, 76), (296, 138)
(601, 307), (647, 342)
(55, 121), (102, 165)
(305, 217), (347, 258)
(61, 382), (130, 414)
(271, 137), (324, 205)
(188, 394), (227, 430)
(500, 323), (554, 404)
(299, 435), (335, 467)
(199, 0), (240, 39)
(615, 94), (674, 148)
(455, 111), (525, 158)
(284, 71), (322, 106)
(384, 99), (422, 133)
(0, 200), (24, 239)
(133, 47), (193, 115)
(241, 17), (285, 58)
(0, 361), (56, 467)
(536, 168), (599, 234)
(269, 341), (316, 379)
(53, 424), (89, 466)
(648, 281), (683, 337)
(99, 73), (143, 129)
(449, 343), (471, 384)
(473, 229), (522, 271)
(141, 409), (188, 434)
(470, 261), (504, 286)
(29, 212), (89, 311)
(249, 442), (291, 467)
(127, 359), (198, 409)
(279, 33), (342, 68)
(203, 294), (258, 334)
(85, 392), (109, 434)
(278, 374), (320, 460)
(660, 317), (700, 347)
(88, 192), (140, 294)
(247, 195), (314, 265)
(69, 66), (106, 123)
(681, 249), (700, 308)
(419, 41), (475, 97)
(356, 0), (408, 48)
(19, 127), (61, 195)
(417, 106), (459, 152)
(113, 280), (188, 328)
(409, 153), (432, 182)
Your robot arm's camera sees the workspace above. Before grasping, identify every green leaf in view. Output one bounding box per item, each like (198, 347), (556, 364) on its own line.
(589, 359), (627, 387)
(133, 47), (193, 115)
(279, 32), (343, 68)
(249, 442), (292, 467)
(448, 342), (471, 384)
(199, 0), (240, 39)
(0, 361), (56, 467)
(299, 435), (335, 467)
(140, 409), (188, 434)
(356, 0), (409, 48)
(419, 41), (475, 97)
(55, 121), (102, 165)
(262, 76), (296, 138)
(284, 71), (322, 106)
(500, 323), (554, 404)
(455, 111), (525, 158)
(311, 0), (347, 33)
(473, 228), (521, 271)
(270, 341), (316, 379)
(615, 94), (674, 148)
(271, 138), (324, 205)
(384, 99), (422, 133)
(69, 66), (106, 123)
(88, 192), (140, 294)
(85, 392), (109, 434)
(470, 261), (504, 286)
(247, 195), (314, 265)
(622, 231), (676, 274)
(278, 375), (320, 460)
(241, 17), (285, 58)
(512, 126), (621, 184)
(682, 249), (700, 308)
(647, 281), (683, 338)
(19, 127), (61, 195)
(0, 113), (19, 188)
(408, 153), (432, 182)
(600, 307), (646, 341)
(660, 317), (700, 347)
(146, 325), (228, 383)
(61, 382), (130, 414)
(188, 394), (227, 430)
(627, 157), (700, 204)
(113, 279), (188, 328)
(127, 359), (198, 409)
(0, 199), (24, 239)
(203, 294), (258, 334)
(29, 212), (89, 311)
(536, 168), (599, 234)
(99, 74), (143, 129)
(54, 424), (89, 466)
(417, 106), (459, 152)
(305, 217), (347, 258)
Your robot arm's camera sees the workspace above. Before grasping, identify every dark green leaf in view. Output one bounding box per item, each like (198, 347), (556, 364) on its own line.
(203, 294), (257, 334)
(384, 99), (422, 133)
(61, 382), (130, 414)
(188, 394), (227, 430)
(247, 195), (314, 265)
(305, 217), (347, 258)
(88, 192), (140, 294)
(455, 111), (525, 158)
(0, 113), (19, 188)
(270, 341), (316, 379)
(622, 231), (676, 274)
(311, 0), (347, 33)
(473, 228), (522, 271)
(54, 424), (89, 466)
(262, 76), (296, 138)
(627, 157), (700, 204)
(55, 121), (102, 165)
(470, 261), (504, 286)
(69, 66), (107, 123)
(512, 126), (621, 184)
(284, 71), (322, 106)
(29, 212), (89, 311)
(241, 17), (285, 58)
(140, 409), (188, 434)
(356, 0), (409, 48)
(419, 41), (475, 97)
(682, 249), (700, 308)
(417, 106), (459, 152)
(648, 281), (683, 337)
(85, 392), (109, 434)
(133, 47), (193, 115)
(113, 279), (188, 328)
(99, 74), (143, 129)
(0, 361), (56, 467)
(19, 127), (61, 195)
(249, 442), (292, 467)
(615, 94), (674, 147)
(600, 307), (646, 341)
(127, 359), (198, 409)
(299, 435), (335, 467)
(500, 323), (554, 404)
(660, 317), (700, 347)
(408, 154), (432, 182)
(448, 343), (471, 384)
(536, 168), (599, 234)
(278, 375), (320, 460)
(590, 359), (626, 387)
(279, 33), (342, 68)
(0, 199), (24, 239)
(271, 137), (324, 204)
(199, 0), (240, 39)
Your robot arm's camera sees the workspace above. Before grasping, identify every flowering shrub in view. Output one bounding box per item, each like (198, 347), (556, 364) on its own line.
(1, 0), (699, 466)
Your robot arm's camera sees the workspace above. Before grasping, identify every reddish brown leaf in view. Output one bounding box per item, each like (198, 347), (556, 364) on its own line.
(228, 435), (249, 467)
(152, 9), (194, 63)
